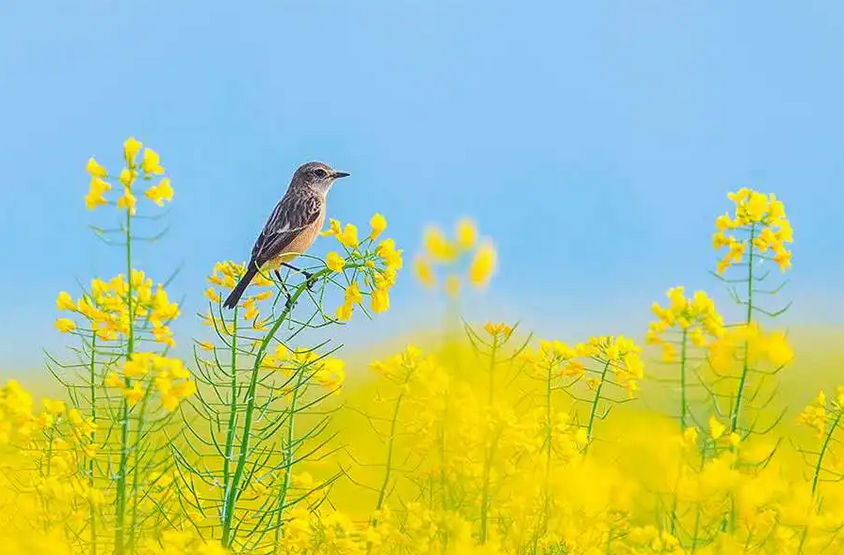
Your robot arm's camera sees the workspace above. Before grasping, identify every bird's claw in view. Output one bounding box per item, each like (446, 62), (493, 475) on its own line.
(284, 294), (297, 312)
(304, 271), (317, 291)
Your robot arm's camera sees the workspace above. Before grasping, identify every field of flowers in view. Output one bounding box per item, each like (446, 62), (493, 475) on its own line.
(0, 139), (842, 555)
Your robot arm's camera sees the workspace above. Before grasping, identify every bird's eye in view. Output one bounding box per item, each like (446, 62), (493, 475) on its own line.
(314, 168), (328, 178)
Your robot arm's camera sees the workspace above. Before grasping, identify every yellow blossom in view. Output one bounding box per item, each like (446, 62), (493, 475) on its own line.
(326, 251), (345, 273)
(117, 187), (137, 215)
(123, 383), (144, 406)
(124, 137), (143, 165)
(86, 157), (108, 178)
(455, 218), (478, 251)
(145, 178), (174, 206)
(369, 213), (387, 240)
(54, 318), (76, 333)
(468, 241), (496, 288)
(414, 256), (435, 288)
(371, 288), (390, 313)
(141, 148), (164, 174)
(337, 223), (359, 248)
(423, 225), (457, 262)
(709, 415), (726, 440)
(56, 292), (76, 311)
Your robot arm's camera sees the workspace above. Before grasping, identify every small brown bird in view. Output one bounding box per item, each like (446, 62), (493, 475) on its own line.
(223, 161), (350, 309)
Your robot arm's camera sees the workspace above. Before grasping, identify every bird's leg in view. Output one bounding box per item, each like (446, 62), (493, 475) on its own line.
(274, 268), (295, 310)
(282, 262), (318, 291)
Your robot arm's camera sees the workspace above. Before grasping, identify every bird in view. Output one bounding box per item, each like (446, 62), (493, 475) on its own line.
(223, 161), (350, 310)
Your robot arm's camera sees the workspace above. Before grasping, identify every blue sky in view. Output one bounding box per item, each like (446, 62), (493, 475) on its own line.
(1, 2), (842, 372)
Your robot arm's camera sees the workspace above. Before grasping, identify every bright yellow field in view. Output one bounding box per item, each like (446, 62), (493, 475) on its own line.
(1, 140), (842, 555)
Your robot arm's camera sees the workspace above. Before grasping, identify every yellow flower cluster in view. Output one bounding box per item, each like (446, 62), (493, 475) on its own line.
(55, 270), (180, 346)
(799, 387), (844, 439)
(326, 214), (402, 321)
(85, 137), (173, 213)
(708, 322), (794, 374)
(647, 286), (725, 361)
(261, 344), (347, 392)
(104, 353), (195, 411)
(713, 188), (793, 273)
(414, 218), (496, 295)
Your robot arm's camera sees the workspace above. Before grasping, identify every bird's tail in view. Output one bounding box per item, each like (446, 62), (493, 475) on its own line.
(223, 264), (258, 309)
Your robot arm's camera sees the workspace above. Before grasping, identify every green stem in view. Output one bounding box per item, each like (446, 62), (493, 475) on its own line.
(585, 361), (612, 453)
(273, 369), (305, 552)
(89, 334), (98, 555)
(116, 205), (135, 555)
(220, 308), (239, 530)
(812, 410), (842, 498)
(220, 273), (324, 548)
(374, 390), (405, 512)
(128, 387), (152, 552)
(730, 223), (755, 434)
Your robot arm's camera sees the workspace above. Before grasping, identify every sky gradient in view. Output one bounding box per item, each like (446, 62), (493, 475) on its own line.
(1, 2), (842, 372)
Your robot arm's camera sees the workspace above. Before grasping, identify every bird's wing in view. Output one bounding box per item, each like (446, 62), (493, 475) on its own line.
(251, 193), (322, 266)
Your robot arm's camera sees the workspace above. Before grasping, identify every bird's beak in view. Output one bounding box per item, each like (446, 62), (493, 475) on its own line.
(332, 171), (351, 179)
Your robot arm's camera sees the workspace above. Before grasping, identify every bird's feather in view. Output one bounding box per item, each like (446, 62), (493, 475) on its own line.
(251, 193), (322, 266)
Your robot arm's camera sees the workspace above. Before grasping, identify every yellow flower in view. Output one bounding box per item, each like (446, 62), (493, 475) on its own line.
(124, 137), (143, 165)
(468, 241), (496, 288)
(335, 301), (354, 322)
(56, 291), (76, 311)
(123, 383), (144, 406)
(574, 428), (589, 448)
(105, 372), (123, 388)
(145, 178), (174, 206)
(455, 218), (478, 251)
(86, 157), (108, 178)
(321, 218), (342, 237)
(773, 246), (792, 272)
(85, 177), (111, 210)
(376, 238), (403, 271)
(326, 251), (345, 273)
(117, 187), (137, 215)
(371, 288), (390, 313)
(337, 224), (359, 248)
(423, 225), (458, 262)
(54, 318), (76, 333)
(344, 282), (363, 305)
(141, 148), (164, 174)
(744, 191), (769, 222)
(204, 287), (221, 303)
(119, 168), (134, 187)
(414, 256), (435, 288)
(369, 213), (387, 240)
(43, 398), (66, 416)
(708, 415), (726, 440)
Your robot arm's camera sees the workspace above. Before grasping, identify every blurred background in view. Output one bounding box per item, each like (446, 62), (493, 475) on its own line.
(0, 2), (841, 374)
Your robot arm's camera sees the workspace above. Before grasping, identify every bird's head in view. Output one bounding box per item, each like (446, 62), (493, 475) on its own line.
(291, 161), (350, 196)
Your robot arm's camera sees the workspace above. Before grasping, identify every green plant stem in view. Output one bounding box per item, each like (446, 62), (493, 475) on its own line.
(128, 387), (152, 552)
(220, 273), (325, 548)
(115, 207), (135, 555)
(220, 309), (239, 531)
(89, 333), (98, 555)
(812, 410), (842, 497)
(585, 361), (612, 453)
(730, 224), (755, 434)
(273, 369), (306, 552)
